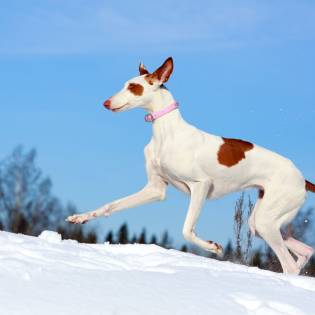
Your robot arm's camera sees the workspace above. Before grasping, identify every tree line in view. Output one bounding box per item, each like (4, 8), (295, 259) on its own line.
(0, 146), (314, 276)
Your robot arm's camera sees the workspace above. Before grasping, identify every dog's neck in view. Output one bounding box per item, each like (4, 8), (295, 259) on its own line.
(146, 88), (185, 142)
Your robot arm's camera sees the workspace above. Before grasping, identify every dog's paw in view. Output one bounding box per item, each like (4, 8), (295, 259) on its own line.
(213, 242), (223, 257)
(207, 240), (223, 256)
(66, 214), (89, 224)
(215, 246), (224, 258)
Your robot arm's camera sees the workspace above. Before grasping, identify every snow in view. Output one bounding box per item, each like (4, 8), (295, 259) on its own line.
(0, 231), (315, 315)
(38, 230), (62, 243)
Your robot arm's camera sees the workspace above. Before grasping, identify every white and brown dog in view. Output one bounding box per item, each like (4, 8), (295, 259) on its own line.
(67, 57), (315, 275)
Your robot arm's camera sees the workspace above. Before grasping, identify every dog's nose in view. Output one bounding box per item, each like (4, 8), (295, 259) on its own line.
(103, 99), (111, 109)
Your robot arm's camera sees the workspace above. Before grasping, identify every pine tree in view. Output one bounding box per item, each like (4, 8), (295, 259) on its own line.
(130, 234), (137, 244)
(251, 250), (263, 268)
(105, 231), (114, 244)
(85, 231), (97, 244)
(138, 228), (147, 244)
(160, 231), (172, 248)
(223, 240), (234, 261)
(180, 245), (188, 252)
(117, 223), (129, 244)
(150, 235), (157, 244)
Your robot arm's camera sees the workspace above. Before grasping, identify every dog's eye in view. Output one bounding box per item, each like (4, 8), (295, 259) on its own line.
(127, 83), (144, 96)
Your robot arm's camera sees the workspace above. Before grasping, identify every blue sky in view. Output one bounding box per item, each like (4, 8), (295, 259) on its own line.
(0, 1), (315, 248)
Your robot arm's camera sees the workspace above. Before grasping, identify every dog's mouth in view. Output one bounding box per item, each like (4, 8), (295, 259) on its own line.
(112, 104), (128, 112)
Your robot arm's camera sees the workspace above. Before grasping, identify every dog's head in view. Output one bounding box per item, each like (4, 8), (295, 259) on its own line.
(103, 57), (173, 112)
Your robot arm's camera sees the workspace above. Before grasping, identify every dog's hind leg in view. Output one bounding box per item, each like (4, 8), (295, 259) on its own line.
(284, 237), (314, 270)
(182, 180), (223, 255)
(255, 214), (299, 274)
(276, 205), (315, 269)
(253, 184), (307, 274)
(273, 202), (314, 270)
(248, 195), (314, 270)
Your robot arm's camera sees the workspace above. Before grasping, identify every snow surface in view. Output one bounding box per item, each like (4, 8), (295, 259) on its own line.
(0, 231), (315, 315)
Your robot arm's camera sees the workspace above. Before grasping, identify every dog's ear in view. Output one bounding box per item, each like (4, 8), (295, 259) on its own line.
(139, 62), (149, 75)
(151, 57), (173, 84)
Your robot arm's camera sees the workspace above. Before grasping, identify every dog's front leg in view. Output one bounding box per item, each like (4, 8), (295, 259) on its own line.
(66, 182), (166, 224)
(66, 147), (167, 224)
(182, 180), (223, 255)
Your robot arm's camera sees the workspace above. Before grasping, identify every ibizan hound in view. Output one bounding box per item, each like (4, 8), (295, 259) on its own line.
(67, 57), (315, 275)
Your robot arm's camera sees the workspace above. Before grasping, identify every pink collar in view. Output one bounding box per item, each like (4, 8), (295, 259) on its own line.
(144, 101), (179, 122)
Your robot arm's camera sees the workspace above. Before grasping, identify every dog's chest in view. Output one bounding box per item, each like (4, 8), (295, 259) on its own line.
(152, 153), (192, 193)
(152, 137), (187, 169)
(150, 136), (206, 186)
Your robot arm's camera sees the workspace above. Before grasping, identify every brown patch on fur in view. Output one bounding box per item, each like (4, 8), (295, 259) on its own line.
(217, 137), (254, 167)
(305, 180), (315, 193)
(145, 73), (157, 85)
(207, 240), (213, 244)
(127, 83), (144, 96)
(258, 189), (264, 199)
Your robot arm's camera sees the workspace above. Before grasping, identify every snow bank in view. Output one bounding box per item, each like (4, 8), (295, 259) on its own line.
(0, 230), (314, 315)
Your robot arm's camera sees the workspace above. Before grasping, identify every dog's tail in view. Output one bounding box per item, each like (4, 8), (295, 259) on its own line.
(305, 180), (315, 193)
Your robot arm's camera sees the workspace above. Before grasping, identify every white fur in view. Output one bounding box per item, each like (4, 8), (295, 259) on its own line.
(67, 59), (313, 274)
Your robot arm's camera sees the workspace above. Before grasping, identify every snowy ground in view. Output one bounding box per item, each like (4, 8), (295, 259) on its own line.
(0, 231), (315, 315)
